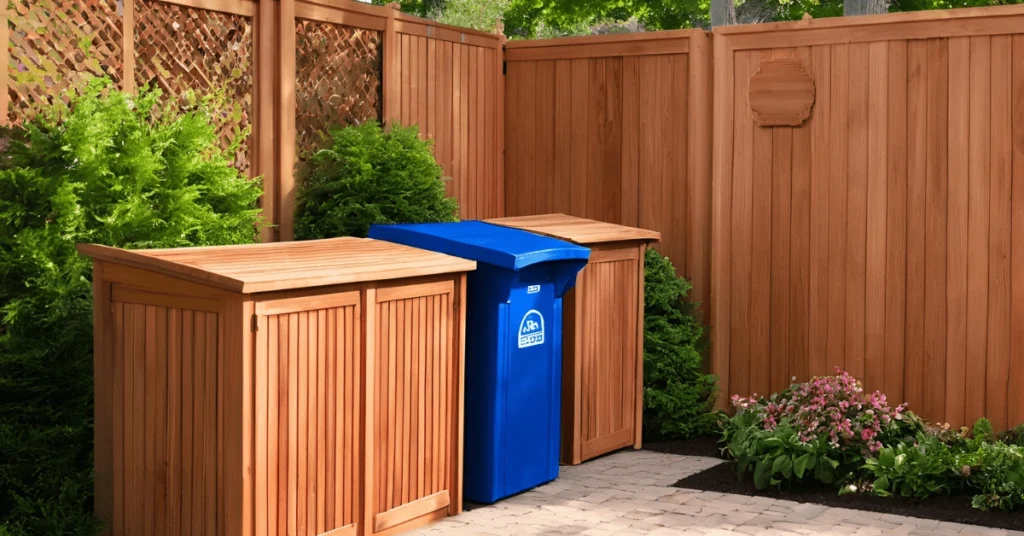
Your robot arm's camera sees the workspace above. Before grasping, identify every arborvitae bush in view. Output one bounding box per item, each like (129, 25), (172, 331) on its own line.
(0, 79), (263, 535)
(642, 248), (719, 440)
(294, 121), (459, 239)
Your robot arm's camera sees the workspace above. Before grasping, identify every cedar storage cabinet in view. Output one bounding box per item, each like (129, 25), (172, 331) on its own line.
(80, 237), (475, 536)
(488, 214), (660, 465)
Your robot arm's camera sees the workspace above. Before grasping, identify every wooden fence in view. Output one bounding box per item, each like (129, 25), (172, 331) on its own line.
(12, 0), (1024, 429)
(503, 31), (714, 314)
(710, 5), (1024, 428)
(4, 0), (505, 242)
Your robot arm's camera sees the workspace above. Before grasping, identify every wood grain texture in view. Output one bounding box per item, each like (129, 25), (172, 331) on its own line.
(104, 298), (221, 535)
(748, 57), (815, 126)
(253, 296), (361, 536)
(711, 15), (1024, 429)
(370, 281), (462, 531)
(394, 32), (502, 220)
(78, 238), (475, 294)
(91, 243), (471, 535)
(502, 33), (711, 321)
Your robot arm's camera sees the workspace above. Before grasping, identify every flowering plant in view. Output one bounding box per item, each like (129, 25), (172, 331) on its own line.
(722, 369), (920, 490)
(730, 369), (911, 456)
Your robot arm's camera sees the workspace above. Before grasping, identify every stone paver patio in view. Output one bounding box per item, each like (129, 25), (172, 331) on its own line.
(411, 451), (1022, 536)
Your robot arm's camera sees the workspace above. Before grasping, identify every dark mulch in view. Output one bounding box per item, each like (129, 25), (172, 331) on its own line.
(674, 461), (1024, 531)
(644, 435), (727, 459)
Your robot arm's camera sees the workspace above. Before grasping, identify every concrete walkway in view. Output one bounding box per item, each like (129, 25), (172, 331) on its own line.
(411, 451), (1022, 536)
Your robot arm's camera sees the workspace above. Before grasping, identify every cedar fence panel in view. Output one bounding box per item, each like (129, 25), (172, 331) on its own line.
(711, 5), (1024, 429)
(503, 30), (713, 316)
(4, 0), (504, 242)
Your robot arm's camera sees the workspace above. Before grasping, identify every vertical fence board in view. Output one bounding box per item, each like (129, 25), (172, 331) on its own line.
(884, 40), (908, 404)
(864, 41), (888, 393)
(987, 35), (1013, 431)
(808, 44), (831, 380)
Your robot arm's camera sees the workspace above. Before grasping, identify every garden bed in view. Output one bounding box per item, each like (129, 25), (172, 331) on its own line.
(644, 435), (725, 459)
(674, 460), (1024, 531)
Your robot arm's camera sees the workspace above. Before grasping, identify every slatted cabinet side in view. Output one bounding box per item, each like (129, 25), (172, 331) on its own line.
(565, 243), (645, 464)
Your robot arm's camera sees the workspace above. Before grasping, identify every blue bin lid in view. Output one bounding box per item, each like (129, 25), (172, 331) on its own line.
(369, 221), (590, 271)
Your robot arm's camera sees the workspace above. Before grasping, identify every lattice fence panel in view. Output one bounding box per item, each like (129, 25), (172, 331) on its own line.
(8, 0), (124, 123)
(295, 20), (382, 157)
(134, 0), (254, 172)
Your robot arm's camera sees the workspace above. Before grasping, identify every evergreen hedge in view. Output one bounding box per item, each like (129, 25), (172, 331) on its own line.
(642, 248), (719, 440)
(0, 79), (264, 535)
(294, 121), (459, 239)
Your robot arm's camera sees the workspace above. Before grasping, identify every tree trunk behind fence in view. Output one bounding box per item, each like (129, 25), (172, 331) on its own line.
(711, 0), (737, 26)
(843, 0), (888, 16)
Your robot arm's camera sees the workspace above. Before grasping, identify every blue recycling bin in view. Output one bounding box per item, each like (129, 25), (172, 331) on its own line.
(369, 221), (589, 503)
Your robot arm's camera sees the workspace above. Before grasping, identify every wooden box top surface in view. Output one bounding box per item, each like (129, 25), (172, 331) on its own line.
(78, 237), (476, 294)
(487, 214), (661, 245)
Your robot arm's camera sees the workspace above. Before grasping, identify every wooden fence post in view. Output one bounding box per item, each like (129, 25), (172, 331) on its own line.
(256, 0), (278, 242)
(495, 20), (506, 218)
(383, 3), (400, 126)
(277, 0), (297, 241)
(123, 0), (135, 94)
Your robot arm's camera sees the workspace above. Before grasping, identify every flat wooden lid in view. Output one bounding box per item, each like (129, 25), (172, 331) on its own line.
(487, 214), (661, 245)
(77, 237), (476, 294)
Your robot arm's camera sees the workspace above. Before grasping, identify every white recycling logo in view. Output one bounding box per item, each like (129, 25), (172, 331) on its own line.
(517, 309), (545, 349)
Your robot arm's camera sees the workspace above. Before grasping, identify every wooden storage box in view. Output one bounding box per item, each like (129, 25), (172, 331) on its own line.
(488, 214), (660, 465)
(80, 237), (475, 536)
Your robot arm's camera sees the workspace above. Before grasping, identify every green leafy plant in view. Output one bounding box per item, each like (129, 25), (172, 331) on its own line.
(723, 410), (845, 489)
(961, 441), (1024, 511)
(294, 121), (459, 240)
(861, 433), (961, 499)
(724, 370), (919, 490)
(0, 78), (263, 535)
(641, 248), (718, 440)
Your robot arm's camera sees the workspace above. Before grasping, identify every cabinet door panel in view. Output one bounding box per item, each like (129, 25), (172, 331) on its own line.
(254, 291), (361, 536)
(371, 281), (456, 534)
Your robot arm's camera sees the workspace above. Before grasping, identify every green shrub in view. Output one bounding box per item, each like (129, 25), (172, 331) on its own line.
(0, 78), (263, 535)
(861, 433), (962, 499)
(724, 370), (919, 490)
(723, 409), (846, 489)
(294, 121), (459, 239)
(641, 248), (718, 440)
(961, 440), (1024, 511)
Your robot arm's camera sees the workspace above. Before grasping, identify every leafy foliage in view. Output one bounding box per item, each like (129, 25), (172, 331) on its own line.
(723, 370), (919, 490)
(294, 121), (459, 240)
(723, 410), (846, 489)
(641, 249), (719, 440)
(726, 370), (1024, 512)
(962, 442), (1024, 511)
(861, 434), (962, 499)
(430, 0), (507, 31)
(0, 78), (263, 535)
(862, 420), (1024, 511)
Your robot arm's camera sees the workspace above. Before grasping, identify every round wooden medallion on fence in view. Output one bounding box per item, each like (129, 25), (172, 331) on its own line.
(748, 58), (815, 127)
